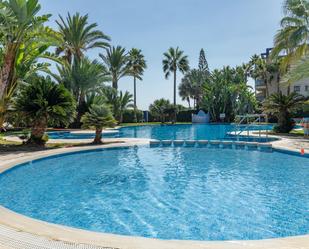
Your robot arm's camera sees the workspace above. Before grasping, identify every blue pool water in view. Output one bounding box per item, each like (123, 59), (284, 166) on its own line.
(48, 124), (275, 141)
(0, 146), (308, 241)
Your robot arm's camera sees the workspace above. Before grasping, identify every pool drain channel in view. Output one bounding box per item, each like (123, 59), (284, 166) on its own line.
(0, 224), (116, 249)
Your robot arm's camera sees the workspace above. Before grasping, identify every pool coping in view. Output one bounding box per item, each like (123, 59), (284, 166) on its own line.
(0, 138), (309, 249)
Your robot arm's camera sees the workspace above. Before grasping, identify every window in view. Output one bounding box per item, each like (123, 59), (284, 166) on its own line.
(305, 85), (309, 91)
(294, 85), (301, 93)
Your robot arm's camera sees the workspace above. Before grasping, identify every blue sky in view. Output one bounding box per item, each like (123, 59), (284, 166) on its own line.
(40, 0), (283, 110)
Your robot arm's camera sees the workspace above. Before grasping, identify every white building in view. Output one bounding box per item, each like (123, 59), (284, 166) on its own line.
(255, 49), (309, 101)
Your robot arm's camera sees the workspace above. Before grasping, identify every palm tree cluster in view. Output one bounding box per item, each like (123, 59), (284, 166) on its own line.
(0, 0), (147, 145)
(202, 66), (256, 122)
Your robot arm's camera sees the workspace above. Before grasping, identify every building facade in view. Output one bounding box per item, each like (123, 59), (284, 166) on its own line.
(255, 48), (309, 101)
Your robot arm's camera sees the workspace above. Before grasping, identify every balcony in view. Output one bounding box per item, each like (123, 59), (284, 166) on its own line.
(255, 79), (266, 89)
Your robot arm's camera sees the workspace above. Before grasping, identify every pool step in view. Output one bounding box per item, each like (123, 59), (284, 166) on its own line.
(150, 140), (272, 152)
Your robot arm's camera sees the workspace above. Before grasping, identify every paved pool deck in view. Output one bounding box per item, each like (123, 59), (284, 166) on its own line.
(0, 136), (308, 249)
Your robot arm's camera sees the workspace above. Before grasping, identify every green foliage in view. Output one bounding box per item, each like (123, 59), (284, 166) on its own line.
(0, 0), (54, 127)
(81, 104), (116, 144)
(101, 87), (133, 123)
(263, 92), (305, 133)
(271, 0), (309, 68)
(56, 12), (110, 63)
(127, 48), (147, 121)
(198, 48), (210, 74)
(14, 76), (76, 144)
(100, 46), (129, 89)
(202, 66), (256, 122)
(149, 98), (173, 123)
(81, 104), (116, 129)
(122, 109), (143, 123)
(127, 48), (147, 80)
(55, 57), (109, 127)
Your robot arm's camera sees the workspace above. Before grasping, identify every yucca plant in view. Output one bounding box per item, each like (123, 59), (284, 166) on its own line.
(81, 104), (116, 144)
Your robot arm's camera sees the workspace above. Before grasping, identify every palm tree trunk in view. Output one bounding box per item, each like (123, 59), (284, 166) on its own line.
(0, 45), (17, 100)
(173, 70), (177, 123)
(93, 128), (103, 144)
(133, 76), (137, 122)
(112, 79), (118, 89)
(28, 118), (48, 146)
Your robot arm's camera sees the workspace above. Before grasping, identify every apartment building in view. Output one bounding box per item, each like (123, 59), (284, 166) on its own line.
(255, 48), (309, 101)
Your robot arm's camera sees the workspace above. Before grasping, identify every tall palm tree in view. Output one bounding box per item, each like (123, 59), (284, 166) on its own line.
(14, 76), (76, 145)
(162, 47), (189, 122)
(127, 48), (147, 121)
(100, 46), (129, 89)
(272, 0), (309, 68)
(56, 12), (110, 63)
(0, 0), (52, 127)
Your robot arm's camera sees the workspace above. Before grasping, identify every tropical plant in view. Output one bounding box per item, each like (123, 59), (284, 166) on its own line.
(101, 87), (133, 123)
(56, 12), (110, 63)
(100, 46), (128, 89)
(249, 55), (281, 97)
(0, 0), (54, 128)
(127, 48), (147, 121)
(14, 76), (76, 145)
(271, 0), (309, 68)
(202, 66), (256, 122)
(281, 54), (309, 84)
(81, 104), (116, 144)
(179, 69), (206, 109)
(263, 92), (305, 133)
(162, 47), (189, 122)
(149, 98), (173, 123)
(55, 57), (109, 126)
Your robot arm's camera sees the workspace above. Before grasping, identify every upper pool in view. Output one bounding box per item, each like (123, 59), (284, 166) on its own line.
(0, 146), (308, 241)
(48, 124), (275, 141)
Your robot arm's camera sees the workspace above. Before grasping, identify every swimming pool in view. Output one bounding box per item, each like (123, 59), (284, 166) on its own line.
(0, 146), (308, 241)
(48, 124), (275, 141)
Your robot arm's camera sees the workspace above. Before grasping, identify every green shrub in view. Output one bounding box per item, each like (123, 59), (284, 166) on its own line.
(122, 109), (143, 123)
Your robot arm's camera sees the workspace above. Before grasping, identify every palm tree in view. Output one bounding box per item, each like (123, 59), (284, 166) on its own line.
(127, 48), (147, 121)
(0, 0), (52, 127)
(55, 57), (109, 126)
(56, 12), (110, 63)
(100, 46), (129, 89)
(263, 92), (304, 133)
(14, 76), (76, 145)
(179, 69), (205, 109)
(101, 87), (133, 123)
(282, 54), (309, 84)
(81, 104), (116, 144)
(162, 47), (189, 122)
(249, 55), (280, 97)
(271, 0), (309, 68)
